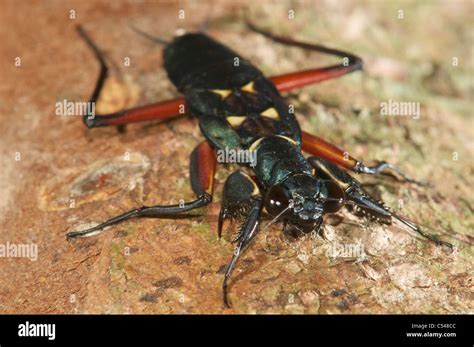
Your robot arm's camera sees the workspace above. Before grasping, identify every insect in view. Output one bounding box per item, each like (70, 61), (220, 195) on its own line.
(67, 21), (452, 308)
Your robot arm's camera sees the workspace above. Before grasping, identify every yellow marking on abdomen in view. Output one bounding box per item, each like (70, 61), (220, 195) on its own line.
(260, 107), (280, 120)
(241, 81), (256, 94)
(210, 89), (232, 99)
(227, 116), (247, 128)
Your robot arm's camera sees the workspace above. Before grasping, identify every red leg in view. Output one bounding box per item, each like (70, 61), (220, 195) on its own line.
(85, 54), (361, 128)
(77, 25), (186, 128)
(84, 98), (186, 128)
(302, 131), (428, 185)
(190, 141), (217, 197)
(86, 58), (362, 128)
(78, 22), (363, 129)
(270, 65), (360, 93)
(302, 131), (358, 170)
(248, 21), (363, 93)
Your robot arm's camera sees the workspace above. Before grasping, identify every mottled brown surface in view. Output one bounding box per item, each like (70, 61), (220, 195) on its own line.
(1, 0), (472, 314)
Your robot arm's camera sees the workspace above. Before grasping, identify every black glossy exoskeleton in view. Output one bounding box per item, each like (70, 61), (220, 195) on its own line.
(67, 22), (452, 308)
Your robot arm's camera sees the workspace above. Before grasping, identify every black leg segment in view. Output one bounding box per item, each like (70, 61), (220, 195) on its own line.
(218, 171), (263, 307)
(67, 141), (216, 239)
(309, 157), (453, 249)
(354, 161), (430, 186)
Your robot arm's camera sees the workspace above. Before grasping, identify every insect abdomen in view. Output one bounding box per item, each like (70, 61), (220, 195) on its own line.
(164, 33), (257, 91)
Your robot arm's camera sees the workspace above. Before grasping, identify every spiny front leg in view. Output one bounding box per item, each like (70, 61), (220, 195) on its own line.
(219, 171), (263, 308)
(302, 131), (429, 186)
(308, 157), (453, 249)
(67, 141), (216, 239)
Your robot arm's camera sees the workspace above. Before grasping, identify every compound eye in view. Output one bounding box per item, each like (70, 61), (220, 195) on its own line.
(264, 185), (291, 216)
(322, 181), (346, 213)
